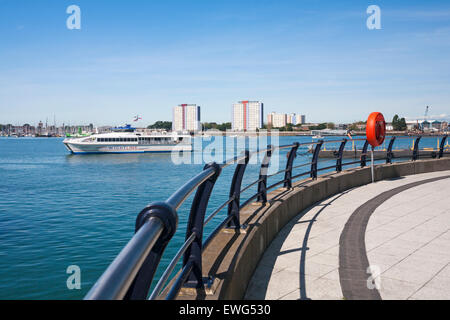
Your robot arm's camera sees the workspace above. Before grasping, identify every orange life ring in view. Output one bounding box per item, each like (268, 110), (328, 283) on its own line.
(366, 112), (386, 147)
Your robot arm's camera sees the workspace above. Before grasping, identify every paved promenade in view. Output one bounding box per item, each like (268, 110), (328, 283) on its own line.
(244, 170), (450, 300)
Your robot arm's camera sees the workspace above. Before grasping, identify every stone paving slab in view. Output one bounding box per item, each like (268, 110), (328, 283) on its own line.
(244, 170), (450, 300)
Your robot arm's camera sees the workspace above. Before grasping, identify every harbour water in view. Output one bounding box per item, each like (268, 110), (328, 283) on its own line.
(0, 135), (443, 299)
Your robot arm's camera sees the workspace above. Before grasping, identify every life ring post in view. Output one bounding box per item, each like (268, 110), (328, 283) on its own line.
(366, 112), (386, 183)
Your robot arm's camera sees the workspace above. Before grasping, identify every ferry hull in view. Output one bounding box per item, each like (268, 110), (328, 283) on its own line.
(64, 141), (192, 154)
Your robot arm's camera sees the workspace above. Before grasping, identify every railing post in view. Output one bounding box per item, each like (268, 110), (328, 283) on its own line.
(386, 137), (396, 164)
(227, 150), (251, 229)
(439, 136), (448, 159)
(311, 140), (323, 180)
(361, 140), (369, 167)
(412, 136), (422, 161)
(183, 162), (222, 289)
(257, 145), (273, 204)
(336, 139), (347, 172)
(124, 202), (178, 300)
(284, 142), (300, 189)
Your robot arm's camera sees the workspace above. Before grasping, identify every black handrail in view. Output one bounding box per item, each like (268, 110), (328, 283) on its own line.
(85, 135), (449, 300)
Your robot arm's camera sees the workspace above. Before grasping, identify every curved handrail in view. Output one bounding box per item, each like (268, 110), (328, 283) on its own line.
(167, 166), (217, 210)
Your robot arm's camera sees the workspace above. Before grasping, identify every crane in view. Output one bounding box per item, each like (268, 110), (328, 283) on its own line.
(420, 106), (430, 132)
(424, 106), (429, 120)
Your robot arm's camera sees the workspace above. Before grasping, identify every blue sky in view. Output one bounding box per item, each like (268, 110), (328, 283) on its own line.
(1, 0), (450, 126)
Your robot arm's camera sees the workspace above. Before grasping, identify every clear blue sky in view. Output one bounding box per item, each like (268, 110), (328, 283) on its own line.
(1, 0), (450, 126)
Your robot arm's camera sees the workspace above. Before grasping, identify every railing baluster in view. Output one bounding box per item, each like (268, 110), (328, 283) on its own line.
(412, 137), (422, 161)
(284, 142), (300, 189)
(311, 140), (323, 180)
(386, 137), (396, 164)
(439, 136), (448, 159)
(182, 162), (222, 289)
(257, 145), (273, 204)
(361, 140), (369, 167)
(336, 139), (347, 172)
(227, 150), (251, 229)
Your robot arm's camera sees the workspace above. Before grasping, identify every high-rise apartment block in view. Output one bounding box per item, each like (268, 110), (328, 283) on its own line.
(267, 112), (287, 128)
(268, 112), (306, 127)
(297, 114), (306, 125)
(287, 113), (296, 125)
(172, 104), (201, 132)
(232, 101), (264, 131)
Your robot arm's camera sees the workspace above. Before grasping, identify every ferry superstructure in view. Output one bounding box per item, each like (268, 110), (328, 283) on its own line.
(63, 125), (192, 154)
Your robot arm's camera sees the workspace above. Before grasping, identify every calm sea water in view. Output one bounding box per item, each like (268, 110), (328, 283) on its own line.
(0, 135), (442, 299)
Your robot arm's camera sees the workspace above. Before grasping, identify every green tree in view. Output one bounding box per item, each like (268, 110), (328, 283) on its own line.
(392, 115), (399, 130)
(309, 123), (327, 130)
(392, 115), (407, 131)
(147, 121), (172, 131)
(398, 117), (407, 131)
(216, 122), (231, 131)
(202, 122), (231, 131)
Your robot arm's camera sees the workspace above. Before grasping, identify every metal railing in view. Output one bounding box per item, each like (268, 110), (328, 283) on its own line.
(85, 135), (449, 300)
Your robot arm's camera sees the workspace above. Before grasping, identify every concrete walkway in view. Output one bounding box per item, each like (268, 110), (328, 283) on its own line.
(244, 170), (450, 300)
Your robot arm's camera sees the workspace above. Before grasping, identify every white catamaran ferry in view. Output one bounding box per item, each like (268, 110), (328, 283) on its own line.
(63, 125), (192, 154)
